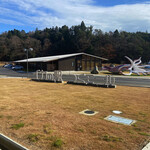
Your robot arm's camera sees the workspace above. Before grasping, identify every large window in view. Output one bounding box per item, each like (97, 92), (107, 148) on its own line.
(76, 55), (102, 71)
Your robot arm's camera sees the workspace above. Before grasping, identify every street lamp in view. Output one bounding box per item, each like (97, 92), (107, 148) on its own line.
(24, 48), (33, 78)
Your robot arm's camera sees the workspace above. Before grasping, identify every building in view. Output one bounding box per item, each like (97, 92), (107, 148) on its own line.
(15, 53), (108, 71)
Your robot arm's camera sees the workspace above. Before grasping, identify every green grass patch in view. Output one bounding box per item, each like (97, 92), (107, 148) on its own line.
(11, 123), (24, 130)
(43, 124), (53, 134)
(102, 135), (122, 142)
(27, 134), (40, 142)
(138, 132), (150, 136)
(132, 124), (137, 127)
(52, 138), (63, 148)
(46, 136), (64, 148)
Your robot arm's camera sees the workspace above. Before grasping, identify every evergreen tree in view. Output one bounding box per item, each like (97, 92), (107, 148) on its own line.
(0, 22), (150, 63)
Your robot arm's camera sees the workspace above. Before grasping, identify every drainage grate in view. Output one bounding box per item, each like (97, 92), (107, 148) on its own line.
(79, 109), (98, 116)
(84, 110), (95, 114)
(105, 115), (136, 125)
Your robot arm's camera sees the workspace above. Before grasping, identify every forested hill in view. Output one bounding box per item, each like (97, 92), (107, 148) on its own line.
(0, 21), (150, 63)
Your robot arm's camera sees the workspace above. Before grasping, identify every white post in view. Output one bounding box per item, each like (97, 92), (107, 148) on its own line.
(41, 70), (43, 79)
(105, 75), (108, 85)
(109, 75), (111, 85)
(36, 70), (39, 79)
(46, 71), (48, 80)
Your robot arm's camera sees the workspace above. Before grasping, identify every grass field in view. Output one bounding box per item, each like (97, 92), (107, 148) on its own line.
(0, 78), (149, 150)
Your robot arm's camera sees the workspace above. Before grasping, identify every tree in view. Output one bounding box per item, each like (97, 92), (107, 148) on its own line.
(0, 22), (150, 63)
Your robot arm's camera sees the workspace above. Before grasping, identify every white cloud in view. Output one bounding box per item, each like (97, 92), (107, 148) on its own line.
(0, 18), (24, 26)
(1, 0), (150, 32)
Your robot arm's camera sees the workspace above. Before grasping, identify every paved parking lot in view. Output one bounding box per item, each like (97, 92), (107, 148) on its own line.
(0, 67), (35, 78)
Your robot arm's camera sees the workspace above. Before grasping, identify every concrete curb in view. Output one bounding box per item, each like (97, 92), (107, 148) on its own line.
(31, 79), (64, 83)
(31, 79), (116, 88)
(32, 79), (116, 88)
(67, 81), (116, 88)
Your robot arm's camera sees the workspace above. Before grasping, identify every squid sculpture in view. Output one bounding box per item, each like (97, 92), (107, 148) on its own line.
(122, 56), (150, 75)
(103, 56), (150, 75)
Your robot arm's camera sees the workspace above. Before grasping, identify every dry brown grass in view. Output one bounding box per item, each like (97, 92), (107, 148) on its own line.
(0, 78), (150, 150)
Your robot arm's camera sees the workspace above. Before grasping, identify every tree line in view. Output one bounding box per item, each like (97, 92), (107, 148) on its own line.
(0, 21), (150, 63)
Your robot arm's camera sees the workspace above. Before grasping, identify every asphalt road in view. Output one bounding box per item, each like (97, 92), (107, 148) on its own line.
(62, 74), (150, 88)
(113, 76), (150, 87)
(0, 67), (150, 88)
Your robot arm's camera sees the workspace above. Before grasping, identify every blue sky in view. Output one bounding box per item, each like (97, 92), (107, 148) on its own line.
(0, 0), (150, 33)
(94, 0), (148, 6)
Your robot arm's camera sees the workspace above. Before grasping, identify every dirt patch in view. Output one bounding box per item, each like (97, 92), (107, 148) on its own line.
(0, 78), (149, 150)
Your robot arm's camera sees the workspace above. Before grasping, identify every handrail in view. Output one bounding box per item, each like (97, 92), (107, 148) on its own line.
(0, 133), (29, 150)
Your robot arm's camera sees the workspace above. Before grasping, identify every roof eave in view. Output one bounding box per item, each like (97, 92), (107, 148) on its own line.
(82, 53), (108, 61)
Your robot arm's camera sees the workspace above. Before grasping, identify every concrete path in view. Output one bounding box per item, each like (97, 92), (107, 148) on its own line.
(142, 142), (150, 150)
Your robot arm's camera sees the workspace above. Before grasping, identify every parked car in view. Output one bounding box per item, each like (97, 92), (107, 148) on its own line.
(12, 65), (23, 70)
(145, 65), (150, 69)
(3, 64), (13, 69)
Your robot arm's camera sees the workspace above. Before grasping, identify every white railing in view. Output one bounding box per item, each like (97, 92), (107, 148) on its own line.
(73, 74), (115, 86)
(36, 70), (63, 82)
(35, 70), (116, 87)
